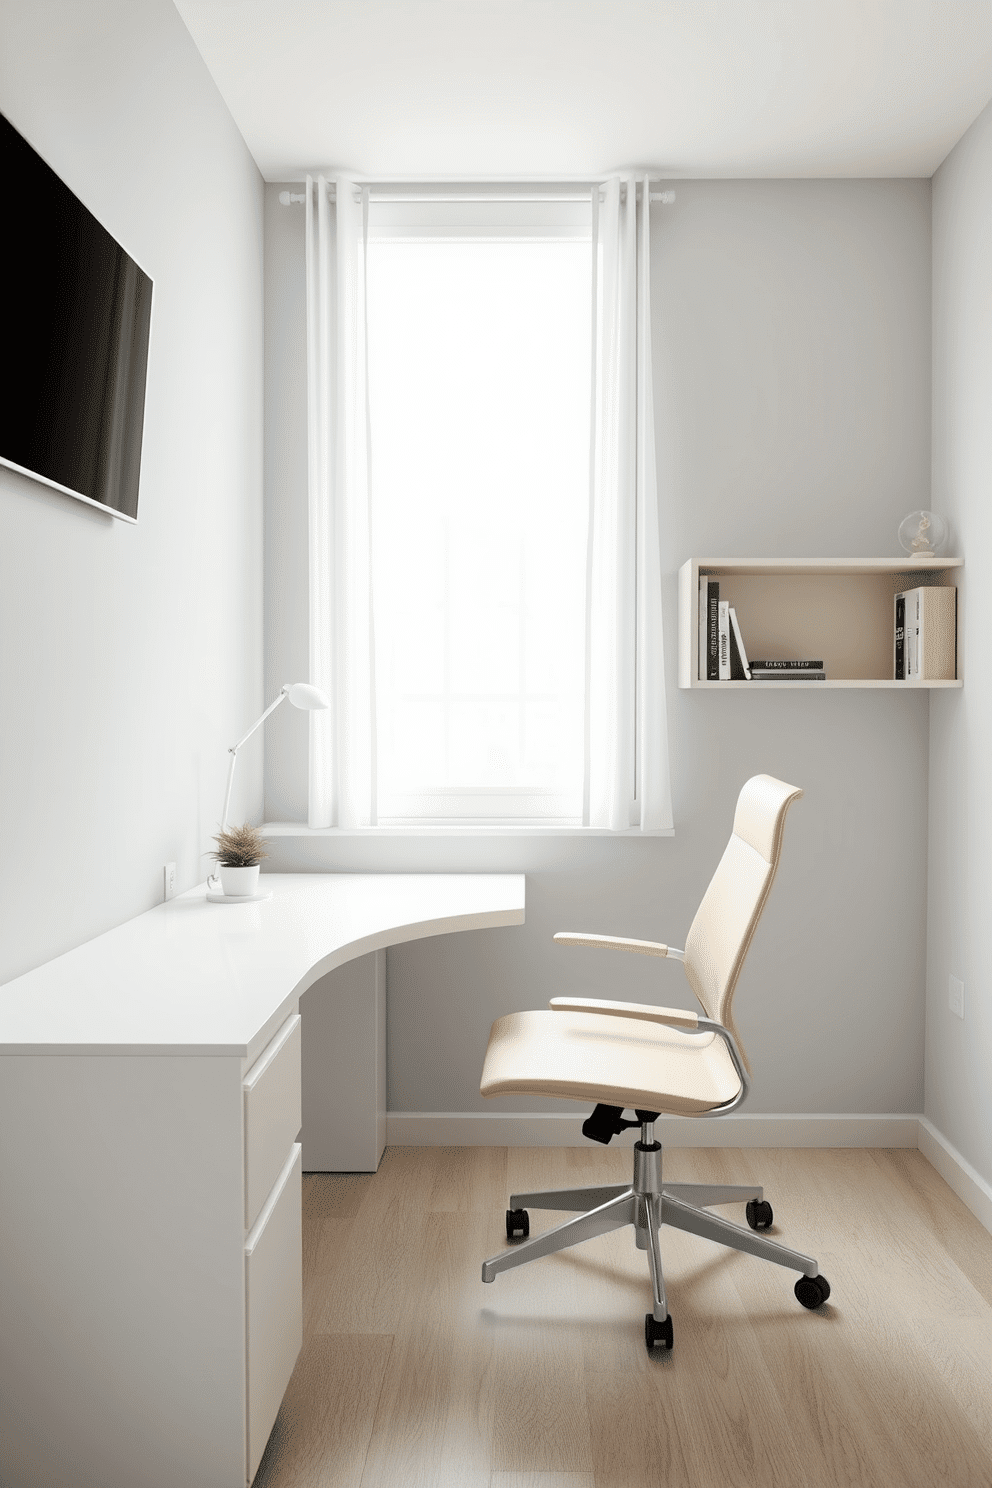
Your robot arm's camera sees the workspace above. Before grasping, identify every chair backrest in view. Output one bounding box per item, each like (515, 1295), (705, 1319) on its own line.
(682, 774), (803, 1073)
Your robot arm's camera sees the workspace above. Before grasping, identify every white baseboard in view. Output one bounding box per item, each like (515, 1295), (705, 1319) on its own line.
(917, 1118), (992, 1235)
(386, 1111), (921, 1149)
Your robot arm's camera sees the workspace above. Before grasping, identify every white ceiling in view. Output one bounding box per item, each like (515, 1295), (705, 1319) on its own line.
(173, 0), (992, 181)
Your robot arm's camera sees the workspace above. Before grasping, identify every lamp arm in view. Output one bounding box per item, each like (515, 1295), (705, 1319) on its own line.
(218, 689), (290, 837)
(220, 749), (238, 833)
(229, 688), (289, 754)
(206, 748), (243, 887)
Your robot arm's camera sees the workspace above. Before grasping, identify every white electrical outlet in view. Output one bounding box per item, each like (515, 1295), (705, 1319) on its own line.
(948, 975), (965, 1020)
(164, 862), (177, 902)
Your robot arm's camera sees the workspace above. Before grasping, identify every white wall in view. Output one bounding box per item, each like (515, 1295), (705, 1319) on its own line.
(0, 0), (264, 982)
(263, 178), (933, 1119)
(928, 100), (992, 1186)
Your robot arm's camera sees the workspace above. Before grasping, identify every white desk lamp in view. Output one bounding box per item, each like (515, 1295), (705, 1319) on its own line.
(207, 682), (329, 891)
(219, 682), (329, 832)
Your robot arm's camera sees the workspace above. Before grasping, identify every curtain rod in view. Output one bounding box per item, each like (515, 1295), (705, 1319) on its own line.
(278, 181), (675, 206)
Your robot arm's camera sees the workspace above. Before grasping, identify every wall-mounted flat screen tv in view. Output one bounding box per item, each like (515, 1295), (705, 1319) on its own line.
(0, 111), (153, 523)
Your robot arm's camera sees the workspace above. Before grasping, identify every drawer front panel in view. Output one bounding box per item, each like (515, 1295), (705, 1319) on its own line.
(246, 1143), (303, 1483)
(244, 1013), (302, 1229)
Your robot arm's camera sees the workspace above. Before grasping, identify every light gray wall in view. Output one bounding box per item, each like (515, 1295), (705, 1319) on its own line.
(929, 101), (992, 1185)
(0, 0), (264, 982)
(263, 178), (933, 1117)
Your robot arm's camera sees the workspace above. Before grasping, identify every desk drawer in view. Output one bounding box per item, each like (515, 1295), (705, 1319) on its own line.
(246, 1142), (302, 1483)
(244, 1013), (302, 1230)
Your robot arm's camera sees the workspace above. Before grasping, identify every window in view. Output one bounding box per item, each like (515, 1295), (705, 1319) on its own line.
(366, 201), (592, 824)
(303, 174), (671, 834)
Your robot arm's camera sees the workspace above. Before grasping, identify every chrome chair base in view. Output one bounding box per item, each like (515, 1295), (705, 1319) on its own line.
(481, 1123), (819, 1325)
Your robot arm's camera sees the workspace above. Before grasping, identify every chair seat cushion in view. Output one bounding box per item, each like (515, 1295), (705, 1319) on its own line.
(480, 1008), (742, 1115)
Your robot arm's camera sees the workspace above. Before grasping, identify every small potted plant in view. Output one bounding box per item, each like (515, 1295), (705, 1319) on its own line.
(210, 822), (269, 897)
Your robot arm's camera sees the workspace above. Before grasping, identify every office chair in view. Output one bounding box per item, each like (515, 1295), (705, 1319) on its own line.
(479, 773), (830, 1353)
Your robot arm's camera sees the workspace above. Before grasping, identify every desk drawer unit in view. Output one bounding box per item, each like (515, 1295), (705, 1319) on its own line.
(0, 876), (524, 1488)
(246, 1142), (303, 1482)
(244, 1012), (302, 1229)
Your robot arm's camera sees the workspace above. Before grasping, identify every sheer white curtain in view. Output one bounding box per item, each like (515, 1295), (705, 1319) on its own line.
(304, 175), (671, 833)
(586, 175), (672, 831)
(305, 175), (377, 827)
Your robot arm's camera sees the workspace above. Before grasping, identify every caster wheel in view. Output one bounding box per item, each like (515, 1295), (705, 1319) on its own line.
(506, 1207), (529, 1240)
(645, 1312), (674, 1352)
(746, 1199), (774, 1230)
(795, 1274), (831, 1309)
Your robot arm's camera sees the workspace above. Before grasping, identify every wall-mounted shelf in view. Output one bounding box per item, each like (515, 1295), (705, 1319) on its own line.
(678, 557), (963, 689)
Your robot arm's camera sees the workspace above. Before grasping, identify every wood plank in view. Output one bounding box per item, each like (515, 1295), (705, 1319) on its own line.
(576, 1149), (808, 1488)
(875, 1148), (992, 1307)
(252, 1333), (392, 1488)
(490, 1476), (596, 1487)
(281, 1145), (992, 1488)
(713, 1148), (992, 1486)
(305, 1147), (439, 1336)
(359, 1205), (593, 1486)
(358, 1211), (495, 1488)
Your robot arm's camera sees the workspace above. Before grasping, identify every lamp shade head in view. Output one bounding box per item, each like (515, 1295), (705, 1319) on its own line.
(284, 682), (330, 710)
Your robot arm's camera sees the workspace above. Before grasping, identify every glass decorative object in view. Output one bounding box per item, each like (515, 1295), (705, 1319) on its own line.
(898, 510), (947, 559)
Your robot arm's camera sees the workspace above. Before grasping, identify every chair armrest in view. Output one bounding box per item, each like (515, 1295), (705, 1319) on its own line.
(553, 932), (685, 963)
(549, 996), (698, 1029)
(694, 1017), (752, 1114)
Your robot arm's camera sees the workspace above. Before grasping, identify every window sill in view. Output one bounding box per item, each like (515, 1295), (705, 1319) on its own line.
(261, 821), (675, 839)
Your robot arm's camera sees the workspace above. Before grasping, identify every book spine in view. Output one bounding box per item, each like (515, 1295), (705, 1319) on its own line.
(916, 586), (957, 681)
(698, 577), (708, 681)
(728, 606), (751, 680)
(717, 601), (731, 680)
(750, 671), (826, 680)
(894, 593), (905, 680)
(707, 581), (719, 680)
(747, 659), (824, 670)
(905, 591), (919, 680)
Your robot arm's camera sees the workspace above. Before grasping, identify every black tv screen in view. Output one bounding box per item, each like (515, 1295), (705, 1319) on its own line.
(0, 111), (153, 522)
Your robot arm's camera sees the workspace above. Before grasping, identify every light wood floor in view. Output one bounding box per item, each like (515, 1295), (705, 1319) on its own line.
(253, 1144), (992, 1488)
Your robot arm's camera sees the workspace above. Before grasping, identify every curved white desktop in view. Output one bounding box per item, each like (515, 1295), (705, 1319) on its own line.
(0, 872), (525, 1488)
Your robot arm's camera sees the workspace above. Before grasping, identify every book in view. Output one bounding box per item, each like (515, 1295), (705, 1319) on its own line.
(728, 606), (751, 680)
(698, 578), (719, 680)
(747, 659), (824, 670)
(706, 579), (719, 680)
(897, 586), (956, 681)
(894, 593), (905, 680)
(750, 670), (826, 681)
(717, 600), (731, 680)
(698, 578), (708, 680)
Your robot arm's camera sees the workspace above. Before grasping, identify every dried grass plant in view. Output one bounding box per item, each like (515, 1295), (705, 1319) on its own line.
(210, 822), (269, 868)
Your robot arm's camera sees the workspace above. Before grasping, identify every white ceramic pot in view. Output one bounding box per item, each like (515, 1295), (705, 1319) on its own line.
(219, 863), (260, 897)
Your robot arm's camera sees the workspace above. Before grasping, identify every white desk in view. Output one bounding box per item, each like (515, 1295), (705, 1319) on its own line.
(0, 872), (525, 1488)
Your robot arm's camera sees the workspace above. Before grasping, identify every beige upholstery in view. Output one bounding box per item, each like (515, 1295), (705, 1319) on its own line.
(682, 773), (802, 1071)
(548, 997), (699, 1028)
(480, 774), (803, 1114)
(483, 1008), (740, 1114)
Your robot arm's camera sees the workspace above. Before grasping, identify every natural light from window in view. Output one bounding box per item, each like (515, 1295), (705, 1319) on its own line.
(367, 222), (591, 823)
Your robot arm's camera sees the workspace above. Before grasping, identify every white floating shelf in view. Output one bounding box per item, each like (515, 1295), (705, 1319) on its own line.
(678, 557), (963, 690)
